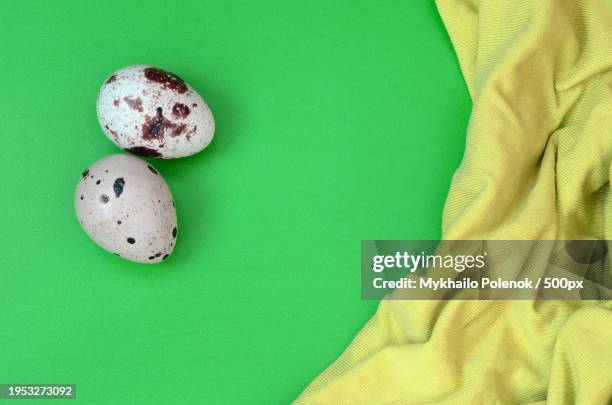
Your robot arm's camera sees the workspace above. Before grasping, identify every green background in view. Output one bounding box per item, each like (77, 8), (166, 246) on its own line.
(0, 1), (469, 403)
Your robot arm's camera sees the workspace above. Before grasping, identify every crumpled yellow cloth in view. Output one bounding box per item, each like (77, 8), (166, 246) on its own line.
(295, 1), (612, 403)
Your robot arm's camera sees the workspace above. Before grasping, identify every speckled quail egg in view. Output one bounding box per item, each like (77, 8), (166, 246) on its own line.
(75, 154), (178, 264)
(97, 65), (215, 159)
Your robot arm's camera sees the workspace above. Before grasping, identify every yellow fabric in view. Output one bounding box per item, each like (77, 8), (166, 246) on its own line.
(295, 1), (612, 403)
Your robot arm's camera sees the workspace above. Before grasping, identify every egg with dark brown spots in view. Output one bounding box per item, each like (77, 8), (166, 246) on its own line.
(75, 154), (177, 264)
(97, 65), (215, 159)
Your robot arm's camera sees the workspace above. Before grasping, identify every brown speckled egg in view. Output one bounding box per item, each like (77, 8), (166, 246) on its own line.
(75, 154), (178, 264)
(97, 65), (215, 159)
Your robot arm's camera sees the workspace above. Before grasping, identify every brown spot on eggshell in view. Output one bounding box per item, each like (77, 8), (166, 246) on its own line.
(186, 125), (197, 141)
(172, 103), (190, 119)
(142, 107), (171, 140)
(106, 74), (117, 84)
(123, 96), (143, 112)
(104, 125), (119, 139)
(142, 107), (187, 140)
(125, 146), (162, 158)
(143, 67), (188, 94)
(171, 124), (186, 137)
(113, 99), (120, 107)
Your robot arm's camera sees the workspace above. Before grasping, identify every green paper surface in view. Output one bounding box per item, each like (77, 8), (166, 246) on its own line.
(0, 1), (469, 403)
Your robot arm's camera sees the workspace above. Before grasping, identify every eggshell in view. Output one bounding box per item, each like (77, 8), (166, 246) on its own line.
(75, 154), (178, 264)
(97, 65), (215, 159)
